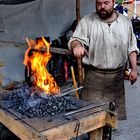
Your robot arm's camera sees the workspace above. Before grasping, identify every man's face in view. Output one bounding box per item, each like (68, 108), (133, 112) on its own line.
(96, 0), (115, 20)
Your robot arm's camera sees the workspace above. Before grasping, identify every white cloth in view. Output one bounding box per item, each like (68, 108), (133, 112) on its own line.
(68, 12), (139, 69)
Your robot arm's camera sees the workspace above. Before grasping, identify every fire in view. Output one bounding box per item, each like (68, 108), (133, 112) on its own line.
(23, 37), (60, 94)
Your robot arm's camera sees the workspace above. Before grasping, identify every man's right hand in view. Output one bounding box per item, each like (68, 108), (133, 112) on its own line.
(73, 45), (88, 58)
(71, 40), (88, 58)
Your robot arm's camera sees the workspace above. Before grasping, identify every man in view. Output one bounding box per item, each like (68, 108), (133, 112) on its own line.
(68, 0), (139, 121)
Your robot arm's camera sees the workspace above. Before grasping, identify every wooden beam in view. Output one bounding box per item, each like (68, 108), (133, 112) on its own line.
(50, 47), (72, 55)
(0, 40), (73, 55)
(41, 111), (107, 140)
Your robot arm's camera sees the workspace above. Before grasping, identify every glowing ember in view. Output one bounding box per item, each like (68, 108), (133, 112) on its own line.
(23, 37), (60, 94)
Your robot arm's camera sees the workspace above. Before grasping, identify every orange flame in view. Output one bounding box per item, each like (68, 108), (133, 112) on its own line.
(23, 37), (60, 94)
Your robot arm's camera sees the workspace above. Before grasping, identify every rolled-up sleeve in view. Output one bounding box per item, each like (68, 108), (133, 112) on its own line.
(68, 17), (90, 49)
(128, 21), (139, 55)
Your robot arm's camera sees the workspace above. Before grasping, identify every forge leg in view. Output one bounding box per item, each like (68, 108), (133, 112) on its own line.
(89, 128), (103, 140)
(103, 125), (112, 140)
(0, 123), (20, 140)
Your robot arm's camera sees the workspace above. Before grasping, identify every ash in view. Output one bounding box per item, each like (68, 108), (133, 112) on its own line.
(1, 84), (80, 118)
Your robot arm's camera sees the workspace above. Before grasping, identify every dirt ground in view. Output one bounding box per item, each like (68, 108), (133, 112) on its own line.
(113, 62), (140, 140)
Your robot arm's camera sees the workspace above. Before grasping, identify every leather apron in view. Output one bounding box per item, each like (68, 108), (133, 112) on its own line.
(80, 65), (126, 120)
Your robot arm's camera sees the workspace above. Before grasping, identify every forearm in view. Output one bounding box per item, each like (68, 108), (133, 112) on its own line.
(129, 51), (137, 71)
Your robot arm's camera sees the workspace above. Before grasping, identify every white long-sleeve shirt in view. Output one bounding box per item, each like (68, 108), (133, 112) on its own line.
(68, 12), (139, 69)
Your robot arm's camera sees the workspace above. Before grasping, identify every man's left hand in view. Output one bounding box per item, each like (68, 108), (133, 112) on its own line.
(129, 70), (138, 85)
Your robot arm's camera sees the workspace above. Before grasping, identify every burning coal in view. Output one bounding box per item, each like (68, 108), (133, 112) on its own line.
(1, 84), (80, 118)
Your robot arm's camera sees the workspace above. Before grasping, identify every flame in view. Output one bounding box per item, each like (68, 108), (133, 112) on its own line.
(23, 37), (60, 94)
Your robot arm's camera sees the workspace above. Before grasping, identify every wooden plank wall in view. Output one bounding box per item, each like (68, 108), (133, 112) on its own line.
(123, 3), (140, 19)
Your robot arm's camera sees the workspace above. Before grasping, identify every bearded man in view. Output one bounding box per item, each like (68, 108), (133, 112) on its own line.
(68, 0), (139, 121)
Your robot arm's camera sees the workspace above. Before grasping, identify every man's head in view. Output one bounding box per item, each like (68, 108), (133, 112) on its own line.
(96, 0), (116, 20)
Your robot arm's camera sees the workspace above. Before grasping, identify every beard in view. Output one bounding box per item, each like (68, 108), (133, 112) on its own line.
(96, 8), (114, 20)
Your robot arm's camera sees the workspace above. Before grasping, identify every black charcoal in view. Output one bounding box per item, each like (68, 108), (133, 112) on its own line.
(1, 84), (81, 118)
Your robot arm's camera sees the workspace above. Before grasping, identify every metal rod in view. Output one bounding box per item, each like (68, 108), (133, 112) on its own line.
(56, 86), (84, 97)
(64, 102), (107, 116)
(58, 87), (74, 94)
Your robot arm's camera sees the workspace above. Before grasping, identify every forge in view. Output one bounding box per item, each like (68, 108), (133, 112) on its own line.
(0, 87), (117, 140)
(0, 37), (85, 119)
(0, 37), (117, 140)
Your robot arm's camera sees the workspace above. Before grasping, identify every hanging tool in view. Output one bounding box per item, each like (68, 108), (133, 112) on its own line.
(70, 66), (79, 98)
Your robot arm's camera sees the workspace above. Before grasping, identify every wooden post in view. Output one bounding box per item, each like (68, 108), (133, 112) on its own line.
(76, 0), (84, 85)
(76, 0), (81, 22)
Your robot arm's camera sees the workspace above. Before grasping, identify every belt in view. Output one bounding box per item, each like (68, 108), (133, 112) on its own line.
(84, 65), (124, 74)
